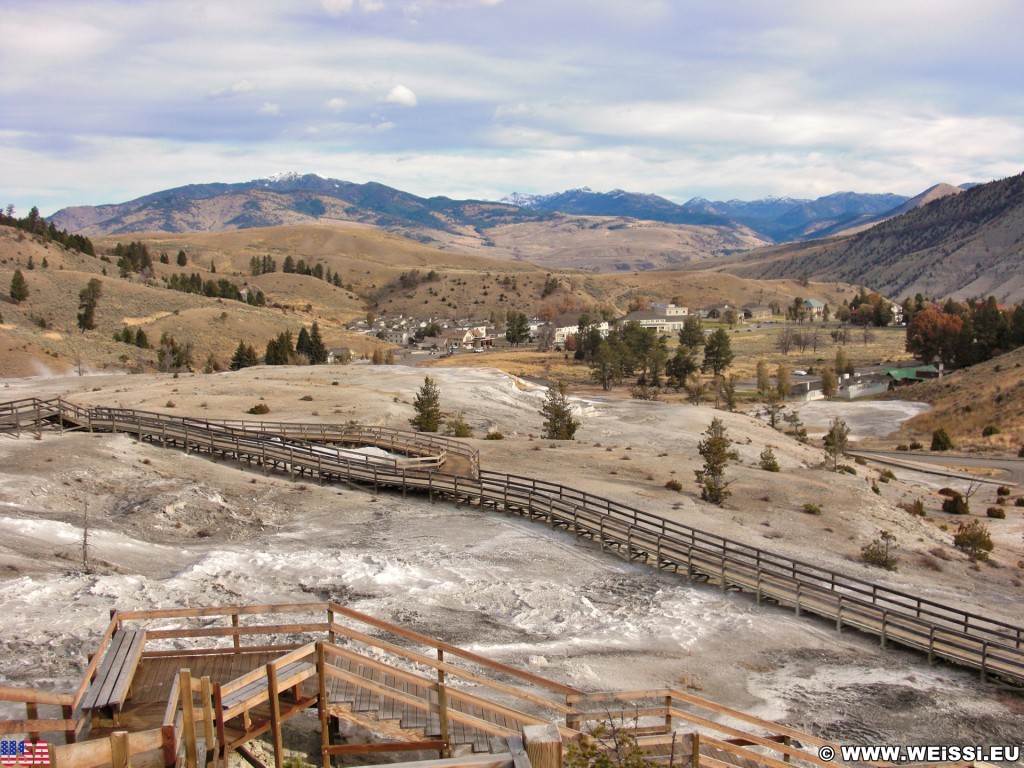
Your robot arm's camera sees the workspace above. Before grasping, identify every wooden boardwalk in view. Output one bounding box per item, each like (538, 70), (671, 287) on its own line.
(3, 396), (1023, 690)
(3, 602), (988, 768)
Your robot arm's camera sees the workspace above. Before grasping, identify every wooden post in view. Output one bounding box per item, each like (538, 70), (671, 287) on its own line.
(213, 685), (227, 768)
(690, 732), (700, 768)
(201, 676), (216, 768)
(327, 608), (335, 643)
(436, 649), (451, 758)
(523, 724), (561, 768)
(180, 669), (197, 768)
(111, 731), (131, 768)
(232, 613), (241, 652)
(317, 643), (331, 768)
(664, 694), (672, 731)
(62, 704), (76, 744)
(267, 664), (283, 768)
(25, 703), (39, 742)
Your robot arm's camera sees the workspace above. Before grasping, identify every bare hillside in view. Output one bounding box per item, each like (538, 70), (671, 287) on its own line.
(708, 173), (1024, 302)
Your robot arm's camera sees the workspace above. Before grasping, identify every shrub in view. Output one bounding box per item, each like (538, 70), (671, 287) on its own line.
(996, 486), (1011, 497)
(802, 502), (822, 515)
(1016, 497), (1024, 507)
(299, 394), (313, 401)
(898, 499), (926, 517)
(878, 468), (896, 483)
(931, 428), (954, 451)
(986, 507), (1006, 519)
(861, 530), (898, 571)
(1019, 444), (1024, 458)
(247, 402), (270, 415)
(665, 479), (683, 492)
(837, 464), (857, 475)
(484, 430), (505, 440)
(982, 425), (1000, 437)
(953, 520), (994, 561)
(759, 446), (780, 472)
(941, 493), (969, 515)
(165, 400), (176, 408)
(909, 440), (924, 450)
(938, 487), (958, 497)
(896, 444), (909, 451)
(445, 414), (473, 438)
(854, 456), (867, 465)
(871, 482), (881, 495)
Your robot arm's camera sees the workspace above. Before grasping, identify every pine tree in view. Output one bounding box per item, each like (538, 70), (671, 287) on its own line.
(541, 381), (580, 440)
(823, 416), (850, 470)
(230, 340), (258, 370)
(695, 417), (735, 504)
(296, 327), (312, 359)
(701, 327), (734, 377)
(176, 250), (187, 267)
(410, 376), (443, 432)
(9, 269), (28, 302)
(77, 278), (102, 331)
(307, 321), (328, 364)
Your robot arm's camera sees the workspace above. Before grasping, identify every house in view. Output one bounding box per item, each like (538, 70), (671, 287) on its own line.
(618, 303), (690, 334)
(742, 304), (773, 321)
(385, 329), (410, 346)
(704, 304), (737, 321)
(551, 312), (609, 345)
(802, 299), (825, 320)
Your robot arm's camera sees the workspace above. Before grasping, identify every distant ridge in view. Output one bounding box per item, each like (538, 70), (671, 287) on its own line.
(709, 172), (1024, 303)
(502, 187), (910, 241)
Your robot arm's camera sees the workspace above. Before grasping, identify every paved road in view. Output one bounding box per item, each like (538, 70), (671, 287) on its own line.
(849, 450), (1023, 487)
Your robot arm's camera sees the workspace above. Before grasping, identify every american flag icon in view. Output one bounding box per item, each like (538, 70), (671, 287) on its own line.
(0, 741), (50, 767)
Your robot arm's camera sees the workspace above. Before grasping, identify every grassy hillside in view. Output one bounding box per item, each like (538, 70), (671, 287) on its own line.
(1, 221), (879, 378)
(888, 346), (1024, 453)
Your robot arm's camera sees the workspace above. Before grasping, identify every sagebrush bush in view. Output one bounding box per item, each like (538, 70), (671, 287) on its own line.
(982, 425), (1001, 437)
(953, 520), (994, 560)
(665, 479), (683, 492)
(942, 493), (969, 515)
(898, 499), (926, 516)
(484, 430), (504, 440)
(247, 402), (270, 415)
(861, 530), (898, 571)
(878, 468), (896, 483)
(996, 486), (1011, 497)
(910, 440), (924, 450)
(802, 502), (822, 515)
(759, 446), (780, 472)
(931, 428), (954, 451)
(986, 507), (1006, 519)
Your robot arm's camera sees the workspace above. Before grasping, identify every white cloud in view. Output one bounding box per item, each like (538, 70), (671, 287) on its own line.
(321, 0), (355, 15)
(382, 84), (418, 107)
(257, 102), (281, 116)
(325, 97), (347, 113)
(211, 80), (256, 98)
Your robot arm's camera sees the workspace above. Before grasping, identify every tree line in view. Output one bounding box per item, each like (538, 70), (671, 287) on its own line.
(905, 295), (1024, 368)
(1, 205), (95, 256)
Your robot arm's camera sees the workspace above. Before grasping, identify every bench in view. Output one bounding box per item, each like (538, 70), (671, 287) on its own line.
(220, 661), (316, 721)
(80, 629), (146, 721)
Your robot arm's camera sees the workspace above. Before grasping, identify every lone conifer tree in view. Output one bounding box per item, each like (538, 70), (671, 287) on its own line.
(823, 416), (850, 471)
(541, 381), (580, 440)
(695, 417), (735, 504)
(77, 278), (102, 331)
(410, 376), (442, 432)
(9, 269), (28, 302)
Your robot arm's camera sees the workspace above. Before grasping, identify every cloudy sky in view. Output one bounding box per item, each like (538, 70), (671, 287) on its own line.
(3, 0), (1023, 216)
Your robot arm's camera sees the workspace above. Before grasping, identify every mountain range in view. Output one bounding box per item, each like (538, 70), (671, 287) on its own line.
(46, 171), (1024, 300)
(52, 173), (962, 246)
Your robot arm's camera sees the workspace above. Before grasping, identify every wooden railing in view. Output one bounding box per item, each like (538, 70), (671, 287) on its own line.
(3, 397), (1023, 686)
(567, 689), (842, 768)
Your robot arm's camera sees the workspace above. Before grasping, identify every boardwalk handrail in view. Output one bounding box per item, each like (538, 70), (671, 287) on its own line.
(3, 396), (1023, 686)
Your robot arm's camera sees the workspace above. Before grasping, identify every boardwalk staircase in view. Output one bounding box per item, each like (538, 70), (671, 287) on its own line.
(0, 603), (928, 768)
